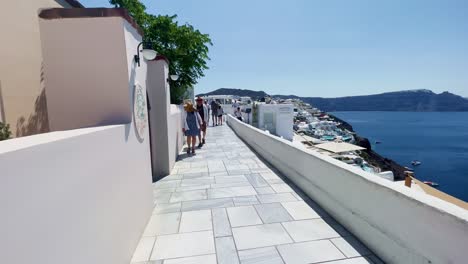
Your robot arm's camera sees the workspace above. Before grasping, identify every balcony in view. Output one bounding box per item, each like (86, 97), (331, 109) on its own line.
(131, 124), (382, 264)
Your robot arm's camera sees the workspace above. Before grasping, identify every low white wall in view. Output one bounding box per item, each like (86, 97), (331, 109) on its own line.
(0, 124), (153, 264)
(227, 115), (468, 264)
(168, 105), (184, 171)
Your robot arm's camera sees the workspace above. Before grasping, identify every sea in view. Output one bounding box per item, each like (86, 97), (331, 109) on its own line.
(331, 111), (468, 202)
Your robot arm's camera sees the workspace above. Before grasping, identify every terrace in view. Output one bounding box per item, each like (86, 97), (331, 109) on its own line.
(131, 124), (381, 264)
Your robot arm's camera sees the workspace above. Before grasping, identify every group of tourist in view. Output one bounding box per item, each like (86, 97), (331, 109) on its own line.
(182, 97), (224, 155)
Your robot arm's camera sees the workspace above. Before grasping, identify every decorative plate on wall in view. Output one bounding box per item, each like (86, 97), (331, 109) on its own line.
(134, 82), (147, 140)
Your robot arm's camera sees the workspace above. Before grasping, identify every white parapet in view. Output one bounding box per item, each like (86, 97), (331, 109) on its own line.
(0, 124), (153, 264)
(227, 114), (468, 264)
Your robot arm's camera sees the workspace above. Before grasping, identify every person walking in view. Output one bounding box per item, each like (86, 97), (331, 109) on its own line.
(183, 101), (202, 155)
(210, 100), (218, 126)
(196, 97), (209, 146)
(217, 105), (224, 125)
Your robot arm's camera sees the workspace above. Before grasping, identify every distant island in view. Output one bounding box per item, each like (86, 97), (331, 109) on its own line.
(197, 88), (468, 112)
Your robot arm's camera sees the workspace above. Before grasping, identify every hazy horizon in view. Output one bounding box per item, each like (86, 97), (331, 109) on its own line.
(81, 0), (468, 97)
(201, 88), (467, 99)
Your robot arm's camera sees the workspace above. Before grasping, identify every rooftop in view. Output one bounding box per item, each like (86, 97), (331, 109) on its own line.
(131, 124), (382, 264)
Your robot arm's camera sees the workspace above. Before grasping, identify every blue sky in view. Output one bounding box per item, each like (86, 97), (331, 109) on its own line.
(81, 0), (468, 97)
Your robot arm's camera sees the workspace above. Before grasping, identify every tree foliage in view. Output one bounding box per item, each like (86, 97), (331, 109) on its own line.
(110, 0), (212, 104)
(0, 122), (12, 141)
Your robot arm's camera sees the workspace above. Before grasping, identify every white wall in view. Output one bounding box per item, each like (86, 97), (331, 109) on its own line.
(168, 105), (185, 171)
(0, 124), (153, 264)
(258, 104), (294, 141)
(39, 16), (140, 131)
(147, 59), (185, 179)
(227, 115), (468, 264)
(0, 0), (75, 136)
(147, 58), (170, 179)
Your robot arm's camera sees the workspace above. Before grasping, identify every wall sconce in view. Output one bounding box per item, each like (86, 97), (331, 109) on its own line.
(168, 74), (179, 82)
(134, 42), (157, 67)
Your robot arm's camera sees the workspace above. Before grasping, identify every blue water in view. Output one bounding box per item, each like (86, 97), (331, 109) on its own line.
(331, 112), (468, 202)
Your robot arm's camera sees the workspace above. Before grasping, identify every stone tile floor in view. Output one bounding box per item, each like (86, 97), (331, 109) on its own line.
(131, 124), (384, 264)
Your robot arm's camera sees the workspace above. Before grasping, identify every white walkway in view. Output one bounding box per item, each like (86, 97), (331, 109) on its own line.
(131, 124), (384, 264)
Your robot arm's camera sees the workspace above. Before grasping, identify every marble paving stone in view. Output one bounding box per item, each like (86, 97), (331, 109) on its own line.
(324, 257), (374, 264)
(228, 170), (252, 175)
(227, 206), (262, 227)
(209, 171), (231, 177)
(212, 208), (232, 237)
(322, 218), (351, 237)
(153, 202), (181, 214)
(178, 167), (209, 174)
(174, 163), (191, 169)
(150, 231), (215, 260)
(239, 159), (258, 164)
(153, 192), (172, 204)
(153, 187), (176, 193)
(282, 219), (341, 242)
(159, 174), (183, 181)
(175, 185), (211, 192)
(238, 247), (284, 264)
(259, 172), (281, 180)
(182, 173), (211, 179)
(224, 159), (241, 165)
(270, 183), (294, 193)
(225, 164), (250, 171)
(254, 187), (276, 194)
(180, 178), (214, 187)
(331, 237), (372, 258)
(179, 210), (213, 233)
(281, 201), (320, 220)
(277, 240), (345, 264)
(190, 162), (208, 168)
(169, 189), (207, 203)
(291, 192), (304, 201)
(232, 223), (293, 250)
(208, 165), (227, 172)
(211, 181), (251, 189)
(154, 180), (180, 190)
(131, 236), (156, 262)
(249, 168), (272, 173)
(265, 179), (285, 185)
(254, 203), (293, 223)
(233, 195), (260, 206)
(143, 212), (181, 236)
(216, 175), (249, 183)
(163, 254), (217, 264)
(246, 163), (262, 169)
(215, 236), (240, 264)
(130, 260), (159, 263)
(257, 193), (297, 204)
(245, 174), (269, 187)
(208, 186), (257, 199)
(182, 198), (234, 211)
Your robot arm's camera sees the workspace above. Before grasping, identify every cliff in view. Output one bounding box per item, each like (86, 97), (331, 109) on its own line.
(329, 114), (407, 180)
(199, 88), (468, 111)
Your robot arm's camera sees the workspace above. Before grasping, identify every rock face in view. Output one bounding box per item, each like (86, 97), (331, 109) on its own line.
(329, 114), (406, 181)
(355, 136), (371, 151)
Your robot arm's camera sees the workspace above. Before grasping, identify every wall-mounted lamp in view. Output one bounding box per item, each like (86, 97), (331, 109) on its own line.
(134, 42), (157, 67)
(169, 74), (179, 81)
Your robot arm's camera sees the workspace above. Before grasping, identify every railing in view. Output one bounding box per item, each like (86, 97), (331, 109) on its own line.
(227, 114), (468, 264)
